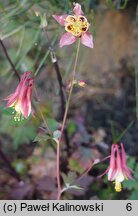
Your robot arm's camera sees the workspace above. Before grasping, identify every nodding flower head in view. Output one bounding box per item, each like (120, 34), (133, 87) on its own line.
(4, 71), (34, 121)
(53, 3), (93, 48)
(101, 143), (133, 192)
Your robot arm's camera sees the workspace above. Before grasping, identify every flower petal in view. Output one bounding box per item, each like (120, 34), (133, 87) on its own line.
(115, 171), (125, 182)
(21, 80), (33, 118)
(14, 100), (22, 113)
(116, 144), (123, 171)
(4, 71), (32, 107)
(124, 168), (133, 180)
(108, 167), (118, 181)
(6, 94), (18, 108)
(81, 32), (94, 48)
(73, 3), (84, 16)
(53, 15), (67, 26)
(120, 143), (133, 179)
(60, 32), (76, 47)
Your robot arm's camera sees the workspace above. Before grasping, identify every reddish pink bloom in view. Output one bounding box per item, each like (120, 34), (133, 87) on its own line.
(53, 3), (93, 48)
(102, 143), (133, 192)
(4, 71), (34, 120)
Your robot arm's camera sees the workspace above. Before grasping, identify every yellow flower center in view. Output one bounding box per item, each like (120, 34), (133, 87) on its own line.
(13, 111), (24, 121)
(65, 15), (89, 37)
(10, 101), (24, 121)
(115, 181), (122, 192)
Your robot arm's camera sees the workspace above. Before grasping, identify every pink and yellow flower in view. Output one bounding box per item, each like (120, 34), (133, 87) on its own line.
(53, 3), (93, 48)
(4, 71), (34, 121)
(102, 143), (133, 192)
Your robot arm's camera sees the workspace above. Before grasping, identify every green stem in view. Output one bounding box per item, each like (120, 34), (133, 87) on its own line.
(56, 39), (81, 200)
(0, 39), (20, 81)
(60, 39), (81, 136)
(38, 106), (52, 136)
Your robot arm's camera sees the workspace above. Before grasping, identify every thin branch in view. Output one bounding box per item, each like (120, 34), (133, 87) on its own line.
(51, 53), (70, 155)
(56, 140), (61, 200)
(52, 59), (65, 117)
(56, 39), (81, 200)
(78, 156), (110, 181)
(59, 39), (81, 139)
(0, 39), (20, 81)
(44, 31), (70, 155)
(0, 148), (21, 182)
(38, 106), (53, 136)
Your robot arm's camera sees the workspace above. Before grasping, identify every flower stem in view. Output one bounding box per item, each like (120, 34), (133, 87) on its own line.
(0, 39), (20, 81)
(60, 39), (81, 137)
(56, 39), (81, 200)
(51, 55), (70, 156)
(56, 140), (61, 200)
(78, 156), (110, 181)
(44, 31), (70, 155)
(38, 106), (52, 136)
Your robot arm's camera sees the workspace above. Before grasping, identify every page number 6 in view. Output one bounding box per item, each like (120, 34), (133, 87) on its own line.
(126, 203), (132, 211)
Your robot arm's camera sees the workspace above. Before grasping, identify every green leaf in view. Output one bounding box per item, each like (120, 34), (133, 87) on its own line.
(68, 158), (84, 174)
(67, 121), (77, 136)
(129, 191), (138, 200)
(134, 164), (138, 179)
(12, 159), (27, 175)
(45, 118), (59, 132)
(12, 125), (36, 150)
(123, 179), (138, 190)
(62, 184), (83, 194)
(0, 105), (14, 116)
(127, 156), (136, 170)
(34, 134), (51, 143)
(62, 171), (77, 185)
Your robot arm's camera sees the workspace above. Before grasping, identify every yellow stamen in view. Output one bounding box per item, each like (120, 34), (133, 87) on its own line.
(13, 111), (24, 121)
(115, 181), (122, 192)
(66, 15), (77, 23)
(65, 15), (89, 37)
(11, 107), (24, 121)
(10, 101), (24, 121)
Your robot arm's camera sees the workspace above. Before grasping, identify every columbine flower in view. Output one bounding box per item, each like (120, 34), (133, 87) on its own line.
(102, 143), (133, 192)
(4, 71), (34, 121)
(53, 3), (93, 48)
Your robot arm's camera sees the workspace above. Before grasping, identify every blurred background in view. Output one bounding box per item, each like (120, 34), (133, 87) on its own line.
(0, 0), (138, 200)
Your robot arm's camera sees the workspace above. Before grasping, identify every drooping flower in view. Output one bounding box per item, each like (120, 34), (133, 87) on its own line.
(53, 3), (93, 48)
(101, 143), (133, 192)
(4, 71), (34, 121)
